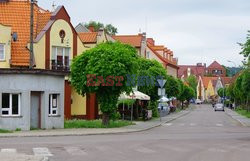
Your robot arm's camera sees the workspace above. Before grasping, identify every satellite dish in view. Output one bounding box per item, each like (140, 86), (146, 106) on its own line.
(12, 32), (18, 42)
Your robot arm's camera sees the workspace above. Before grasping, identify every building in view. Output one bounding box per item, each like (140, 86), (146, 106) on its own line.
(197, 76), (232, 101)
(206, 61), (226, 77)
(178, 63), (206, 78)
(112, 34), (179, 78)
(0, 0), (86, 129)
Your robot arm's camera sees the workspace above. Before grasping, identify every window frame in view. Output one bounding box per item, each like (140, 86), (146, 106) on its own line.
(1, 93), (21, 117)
(0, 43), (5, 61)
(49, 94), (59, 116)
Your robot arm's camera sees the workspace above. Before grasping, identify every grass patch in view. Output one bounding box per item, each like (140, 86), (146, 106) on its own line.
(236, 108), (250, 118)
(0, 129), (12, 133)
(65, 119), (134, 129)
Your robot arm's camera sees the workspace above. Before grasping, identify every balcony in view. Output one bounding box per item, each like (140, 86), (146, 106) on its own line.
(49, 58), (71, 71)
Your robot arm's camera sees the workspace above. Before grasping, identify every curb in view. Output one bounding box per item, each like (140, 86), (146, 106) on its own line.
(0, 109), (192, 138)
(225, 108), (250, 127)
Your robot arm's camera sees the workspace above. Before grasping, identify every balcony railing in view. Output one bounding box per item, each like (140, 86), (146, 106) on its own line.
(48, 59), (71, 71)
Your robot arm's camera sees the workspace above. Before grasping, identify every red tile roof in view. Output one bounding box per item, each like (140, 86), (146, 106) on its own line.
(178, 65), (206, 78)
(202, 77), (218, 89)
(0, 0), (51, 66)
(78, 32), (98, 43)
(112, 35), (143, 48)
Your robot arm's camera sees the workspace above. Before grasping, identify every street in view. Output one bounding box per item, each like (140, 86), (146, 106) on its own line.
(1, 104), (250, 161)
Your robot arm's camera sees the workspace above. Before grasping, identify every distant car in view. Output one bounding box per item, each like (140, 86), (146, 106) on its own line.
(214, 103), (224, 111)
(195, 99), (203, 104)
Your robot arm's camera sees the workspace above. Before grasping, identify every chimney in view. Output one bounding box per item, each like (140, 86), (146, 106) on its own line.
(204, 63), (206, 68)
(88, 25), (95, 32)
(141, 32), (146, 42)
(197, 63), (202, 67)
(147, 38), (155, 46)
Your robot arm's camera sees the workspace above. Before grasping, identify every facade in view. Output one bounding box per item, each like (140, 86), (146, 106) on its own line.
(0, 1), (86, 128)
(206, 61), (226, 77)
(0, 69), (66, 130)
(112, 34), (179, 78)
(178, 63), (206, 78)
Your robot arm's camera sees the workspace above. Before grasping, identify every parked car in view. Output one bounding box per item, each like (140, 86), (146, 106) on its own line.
(214, 103), (224, 111)
(195, 99), (203, 104)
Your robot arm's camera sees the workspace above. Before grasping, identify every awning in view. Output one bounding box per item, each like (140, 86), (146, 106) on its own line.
(119, 91), (150, 101)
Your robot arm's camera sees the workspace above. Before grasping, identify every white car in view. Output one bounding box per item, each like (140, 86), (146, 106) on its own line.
(195, 99), (203, 104)
(214, 103), (224, 111)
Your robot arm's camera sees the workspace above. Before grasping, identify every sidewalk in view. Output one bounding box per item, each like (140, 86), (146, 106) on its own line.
(0, 108), (192, 138)
(225, 108), (250, 127)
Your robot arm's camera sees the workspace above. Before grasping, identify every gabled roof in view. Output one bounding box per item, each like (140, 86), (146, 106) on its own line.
(202, 77), (218, 89)
(207, 61), (224, 69)
(0, 0), (51, 66)
(112, 35), (142, 48)
(78, 32), (98, 43)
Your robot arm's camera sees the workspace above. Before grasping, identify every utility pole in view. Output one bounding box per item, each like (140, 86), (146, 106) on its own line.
(29, 0), (34, 69)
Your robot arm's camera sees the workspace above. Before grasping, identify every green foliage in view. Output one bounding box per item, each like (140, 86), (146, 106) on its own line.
(165, 75), (180, 98)
(177, 80), (195, 108)
(177, 79), (185, 102)
(70, 42), (139, 124)
(64, 120), (134, 128)
(84, 21), (118, 35)
(238, 31), (250, 66)
(186, 75), (197, 97)
(0, 129), (12, 133)
(217, 88), (227, 97)
(118, 99), (136, 106)
(137, 58), (167, 102)
(147, 101), (159, 117)
(236, 108), (250, 118)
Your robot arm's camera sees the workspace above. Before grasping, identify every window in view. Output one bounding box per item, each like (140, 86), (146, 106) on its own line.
(1, 93), (20, 116)
(0, 44), (5, 61)
(49, 94), (59, 116)
(51, 46), (70, 70)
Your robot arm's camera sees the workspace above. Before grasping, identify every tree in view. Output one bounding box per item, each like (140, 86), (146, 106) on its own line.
(165, 75), (180, 98)
(85, 21), (118, 35)
(70, 42), (138, 125)
(137, 58), (167, 102)
(238, 31), (250, 66)
(186, 75), (197, 97)
(241, 68), (250, 111)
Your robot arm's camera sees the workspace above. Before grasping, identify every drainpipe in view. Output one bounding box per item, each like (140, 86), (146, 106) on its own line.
(29, 0), (34, 69)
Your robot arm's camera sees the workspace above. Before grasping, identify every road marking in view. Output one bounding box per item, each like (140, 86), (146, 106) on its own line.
(64, 146), (87, 156)
(216, 123), (223, 127)
(1, 149), (17, 153)
(164, 123), (173, 126)
(33, 147), (53, 157)
(190, 123), (196, 126)
(136, 147), (155, 154)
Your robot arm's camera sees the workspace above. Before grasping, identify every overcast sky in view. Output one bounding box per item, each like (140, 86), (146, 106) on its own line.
(38, 0), (250, 67)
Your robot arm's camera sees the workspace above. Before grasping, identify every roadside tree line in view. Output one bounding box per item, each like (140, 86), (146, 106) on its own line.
(71, 42), (195, 125)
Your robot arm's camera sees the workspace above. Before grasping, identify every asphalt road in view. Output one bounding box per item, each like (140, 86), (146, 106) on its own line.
(1, 104), (250, 161)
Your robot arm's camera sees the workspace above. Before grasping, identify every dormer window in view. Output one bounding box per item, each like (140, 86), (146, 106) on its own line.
(0, 44), (5, 61)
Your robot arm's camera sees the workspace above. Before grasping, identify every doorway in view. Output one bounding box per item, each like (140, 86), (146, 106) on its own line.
(30, 92), (41, 129)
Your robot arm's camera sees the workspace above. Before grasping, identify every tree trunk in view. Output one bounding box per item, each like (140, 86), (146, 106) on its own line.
(102, 113), (110, 126)
(181, 101), (184, 109)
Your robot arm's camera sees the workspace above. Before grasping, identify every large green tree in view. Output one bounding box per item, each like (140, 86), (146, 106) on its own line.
(70, 42), (138, 125)
(85, 21), (118, 35)
(165, 75), (180, 98)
